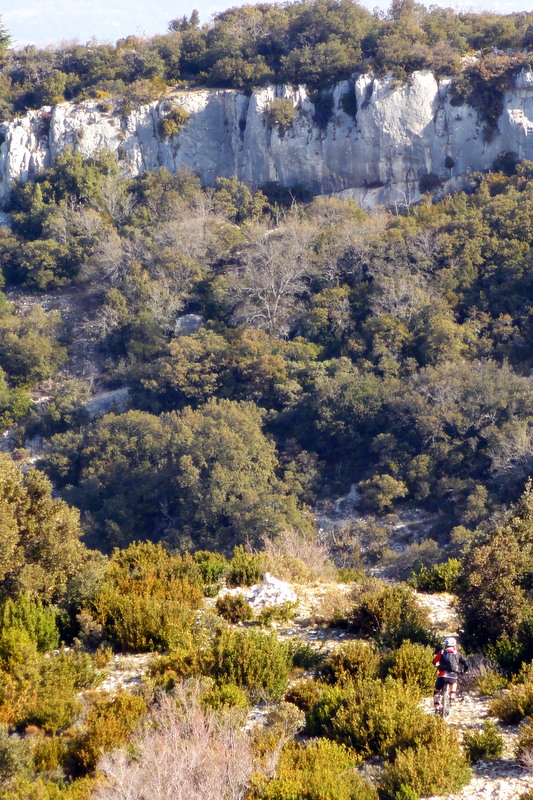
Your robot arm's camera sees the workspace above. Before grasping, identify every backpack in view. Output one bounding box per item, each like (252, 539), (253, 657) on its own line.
(439, 648), (460, 673)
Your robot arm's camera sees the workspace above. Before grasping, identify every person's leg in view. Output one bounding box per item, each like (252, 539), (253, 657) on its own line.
(449, 681), (458, 703)
(433, 680), (442, 713)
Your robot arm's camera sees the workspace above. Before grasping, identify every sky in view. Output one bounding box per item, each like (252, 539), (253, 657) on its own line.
(3, 0), (533, 50)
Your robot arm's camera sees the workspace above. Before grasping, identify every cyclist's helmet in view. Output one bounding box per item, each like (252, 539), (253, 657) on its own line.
(444, 636), (456, 648)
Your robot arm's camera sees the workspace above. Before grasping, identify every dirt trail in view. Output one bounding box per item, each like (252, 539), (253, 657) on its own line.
(418, 592), (533, 800)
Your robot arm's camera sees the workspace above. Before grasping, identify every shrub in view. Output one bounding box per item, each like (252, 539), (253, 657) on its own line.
(261, 530), (337, 583)
(305, 683), (353, 738)
(266, 98), (296, 133)
(289, 640), (324, 669)
(463, 721), (504, 763)
(95, 588), (200, 651)
(485, 635), (526, 673)
(193, 551), (228, 585)
(380, 642), (436, 695)
(93, 542), (203, 651)
(516, 717), (533, 769)
(489, 682), (533, 724)
(257, 738), (378, 800)
(310, 586), (353, 627)
(258, 602), (297, 625)
(215, 593), (253, 623)
(158, 106), (190, 138)
(475, 670), (508, 696)
(285, 678), (323, 712)
(0, 643), (101, 734)
(321, 641), (380, 685)
(32, 732), (68, 773)
(149, 639), (209, 689)
(211, 628), (292, 701)
(409, 559), (463, 594)
(201, 681), (250, 711)
(95, 689), (252, 800)
(22, 649), (102, 734)
(0, 723), (31, 783)
(350, 583), (433, 648)
(380, 716), (471, 799)
(227, 546), (264, 588)
(68, 693), (147, 776)
(359, 474), (408, 513)
(332, 677), (424, 758)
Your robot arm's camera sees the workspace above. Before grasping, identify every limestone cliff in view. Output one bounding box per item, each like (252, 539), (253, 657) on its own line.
(1, 69), (533, 208)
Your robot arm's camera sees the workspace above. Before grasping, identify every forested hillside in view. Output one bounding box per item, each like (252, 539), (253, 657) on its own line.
(0, 2), (533, 799)
(0, 0), (532, 116)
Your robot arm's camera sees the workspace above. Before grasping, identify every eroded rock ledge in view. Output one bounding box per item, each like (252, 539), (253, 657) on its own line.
(2, 69), (533, 208)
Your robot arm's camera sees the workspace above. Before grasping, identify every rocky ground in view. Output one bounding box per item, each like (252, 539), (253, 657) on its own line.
(425, 690), (532, 800)
(91, 580), (533, 800)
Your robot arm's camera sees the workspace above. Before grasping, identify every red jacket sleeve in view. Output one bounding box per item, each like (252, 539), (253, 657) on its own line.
(433, 651), (442, 666)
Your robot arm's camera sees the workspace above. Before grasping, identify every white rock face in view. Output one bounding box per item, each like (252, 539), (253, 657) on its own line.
(2, 70), (533, 208)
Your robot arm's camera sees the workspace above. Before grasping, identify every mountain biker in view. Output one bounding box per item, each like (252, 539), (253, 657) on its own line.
(433, 636), (468, 714)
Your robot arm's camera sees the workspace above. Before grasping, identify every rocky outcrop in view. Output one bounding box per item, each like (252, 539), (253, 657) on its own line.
(2, 69), (533, 208)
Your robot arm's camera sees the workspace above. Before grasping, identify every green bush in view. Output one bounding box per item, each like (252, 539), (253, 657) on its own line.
(476, 671), (508, 695)
(257, 738), (378, 800)
(463, 721), (504, 763)
(380, 715), (471, 799)
(93, 542), (203, 651)
(227, 546), (264, 587)
(332, 677), (424, 758)
(321, 641), (380, 685)
(158, 106), (189, 138)
(285, 678), (323, 712)
(0, 596), (59, 653)
(258, 602), (297, 625)
(215, 593), (253, 623)
(306, 683), (357, 738)
(380, 642), (436, 695)
(0, 723), (30, 783)
(211, 628), (292, 701)
(289, 640), (324, 670)
(489, 682), (533, 724)
(350, 584), (433, 648)
(192, 550), (228, 585)
(149, 634), (210, 688)
(266, 98), (296, 133)
(201, 681), (250, 710)
(409, 559), (463, 593)
(68, 693), (147, 776)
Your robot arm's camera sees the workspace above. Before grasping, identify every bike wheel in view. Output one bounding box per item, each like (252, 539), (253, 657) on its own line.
(441, 683), (450, 718)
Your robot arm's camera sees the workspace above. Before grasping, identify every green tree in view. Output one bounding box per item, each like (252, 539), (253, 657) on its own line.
(0, 454), (87, 603)
(458, 481), (533, 649)
(43, 400), (311, 551)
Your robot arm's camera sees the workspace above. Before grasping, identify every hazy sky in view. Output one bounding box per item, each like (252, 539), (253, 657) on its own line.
(3, 0), (532, 49)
